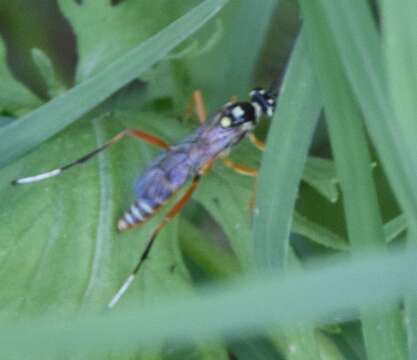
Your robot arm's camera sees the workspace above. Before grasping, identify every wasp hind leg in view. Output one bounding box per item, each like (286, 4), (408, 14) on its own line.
(12, 129), (170, 185)
(108, 174), (202, 309)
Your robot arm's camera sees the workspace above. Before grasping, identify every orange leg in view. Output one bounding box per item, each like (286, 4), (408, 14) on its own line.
(222, 158), (258, 177)
(248, 133), (266, 151)
(222, 157), (258, 209)
(108, 174), (203, 308)
(193, 90), (207, 124)
(12, 128), (170, 185)
(184, 90), (207, 125)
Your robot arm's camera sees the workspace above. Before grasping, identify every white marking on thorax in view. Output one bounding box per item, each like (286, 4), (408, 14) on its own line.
(252, 102), (262, 119)
(231, 106), (245, 118)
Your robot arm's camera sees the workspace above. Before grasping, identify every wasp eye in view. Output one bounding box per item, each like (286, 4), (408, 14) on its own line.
(220, 116), (232, 128)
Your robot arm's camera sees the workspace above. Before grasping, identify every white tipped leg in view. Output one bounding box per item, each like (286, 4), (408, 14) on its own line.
(107, 274), (135, 309)
(13, 169), (62, 185)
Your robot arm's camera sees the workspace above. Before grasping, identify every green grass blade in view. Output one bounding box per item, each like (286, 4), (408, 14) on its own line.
(252, 34), (322, 359)
(385, 215), (407, 243)
(303, 156), (338, 203)
(293, 211), (349, 251)
(380, 1), (417, 355)
(0, 0), (227, 168)
(381, 0), (417, 185)
(1, 249), (417, 357)
(214, 0), (278, 99)
(300, 2), (407, 358)
(253, 34), (321, 271)
(315, 0), (417, 236)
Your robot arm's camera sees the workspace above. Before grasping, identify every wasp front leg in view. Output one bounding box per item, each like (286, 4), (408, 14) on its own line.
(222, 157), (258, 177)
(248, 133), (266, 151)
(221, 157), (259, 210)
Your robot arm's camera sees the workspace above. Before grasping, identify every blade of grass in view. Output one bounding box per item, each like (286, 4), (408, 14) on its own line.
(253, 34), (321, 271)
(0, 0), (227, 168)
(300, 2), (407, 359)
(1, 249), (417, 356)
(311, 1), (417, 356)
(293, 211), (349, 251)
(380, 1), (417, 355)
(253, 34), (322, 359)
(314, 1), (417, 237)
(215, 0), (278, 100)
(385, 215), (407, 243)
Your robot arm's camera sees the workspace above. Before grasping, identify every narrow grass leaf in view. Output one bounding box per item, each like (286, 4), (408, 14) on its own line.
(303, 157), (338, 203)
(292, 212), (348, 251)
(253, 34), (321, 271)
(385, 215), (407, 243)
(0, 0), (227, 168)
(214, 0), (278, 100)
(1, 249), (417, 356)
(315, 0), (417, 236)
(253, 34), (322, 359)
(380, 2), (417, 354)
(300, 2), (407, 358)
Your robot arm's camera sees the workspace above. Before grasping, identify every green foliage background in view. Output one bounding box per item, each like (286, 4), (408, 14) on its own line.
(0, 0), (416, 359)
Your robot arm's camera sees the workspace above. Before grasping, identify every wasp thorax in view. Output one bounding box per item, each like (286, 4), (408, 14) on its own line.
(220, 102), (256, 129)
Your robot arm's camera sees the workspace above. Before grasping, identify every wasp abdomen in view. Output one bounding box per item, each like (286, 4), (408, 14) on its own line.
(117, 154), (191, 231)
(117, 198), (158, 231)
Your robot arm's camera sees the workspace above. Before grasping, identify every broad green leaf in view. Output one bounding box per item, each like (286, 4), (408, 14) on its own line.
(300, 2), (406, 358)
(0, 111), (227, 359)
(179, 219), (240, 278)
(0, 0), (228, 168)
(1, 248), (417, 356)
(59, 0), (198, 82)
(0, 37), (41, 114)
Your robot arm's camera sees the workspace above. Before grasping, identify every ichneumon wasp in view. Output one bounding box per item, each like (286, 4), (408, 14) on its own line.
(12, 88), (276, 308)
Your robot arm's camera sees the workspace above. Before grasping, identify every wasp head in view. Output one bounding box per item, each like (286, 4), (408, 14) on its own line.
(250, 88), (276, 118)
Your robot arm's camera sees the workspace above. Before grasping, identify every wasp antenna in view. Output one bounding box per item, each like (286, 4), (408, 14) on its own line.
(12, 169), (62, 185)
(107, 274), (136, 309)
